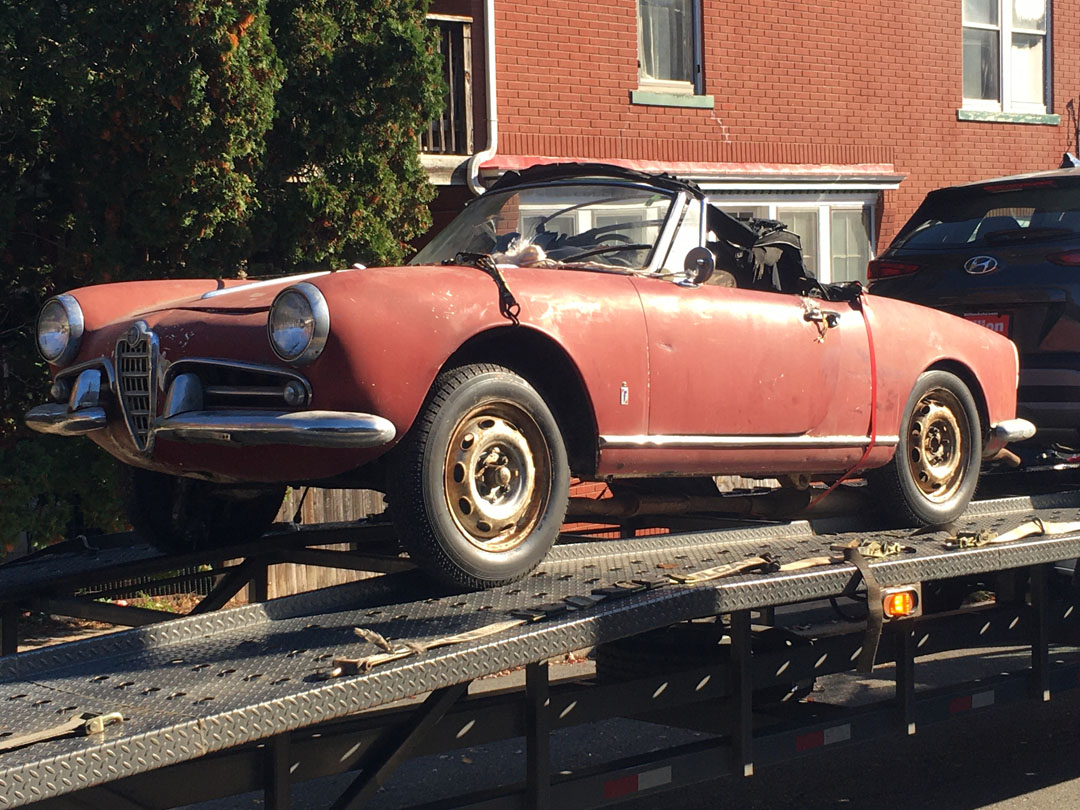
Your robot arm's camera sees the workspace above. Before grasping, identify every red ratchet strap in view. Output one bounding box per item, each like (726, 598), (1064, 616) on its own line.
(808, 293), (878, 509)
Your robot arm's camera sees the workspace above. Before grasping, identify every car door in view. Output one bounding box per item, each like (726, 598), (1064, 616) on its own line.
(630, 276), (871, 442)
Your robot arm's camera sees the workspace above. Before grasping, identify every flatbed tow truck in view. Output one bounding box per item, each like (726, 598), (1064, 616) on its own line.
(5, 476), (1080, 810)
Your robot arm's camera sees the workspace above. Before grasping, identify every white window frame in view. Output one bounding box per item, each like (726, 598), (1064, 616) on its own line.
(636, 0), (704, 95)
(962, 0), (1049, 114)
(706, 193), (878, 285)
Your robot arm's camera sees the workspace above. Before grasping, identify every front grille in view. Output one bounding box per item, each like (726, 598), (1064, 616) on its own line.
(116, 325), (156, 452)
(168, 359), (311, 412)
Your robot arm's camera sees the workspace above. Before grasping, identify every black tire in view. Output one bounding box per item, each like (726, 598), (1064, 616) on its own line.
(389, 363), (570, 590)
(119, 465), (285, 553)
(866, 370), (982, 526)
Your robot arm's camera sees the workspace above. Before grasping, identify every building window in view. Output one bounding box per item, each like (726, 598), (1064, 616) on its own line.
(638, 0), (702, 93)
(421, 15), (474, 155)
(830, 209), (872, 284)
(777, 209), (820, 277)
(712, 196), (877, 285)
(962, 0), (1048, 114)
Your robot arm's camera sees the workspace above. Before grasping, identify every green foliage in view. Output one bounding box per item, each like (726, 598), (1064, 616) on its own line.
(0, 437), (125, 553)
(2, 0), (285, 288)
(0, 0), (441, 555)
(257, 0), (442, 268)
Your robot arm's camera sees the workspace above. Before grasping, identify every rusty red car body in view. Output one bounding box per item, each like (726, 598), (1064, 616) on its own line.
(27, 164), (1032, 588)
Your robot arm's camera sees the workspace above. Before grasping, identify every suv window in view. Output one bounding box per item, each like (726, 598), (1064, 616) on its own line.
(894, 185), (1080, 249)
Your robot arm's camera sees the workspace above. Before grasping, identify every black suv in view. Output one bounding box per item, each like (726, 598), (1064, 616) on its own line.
(871, 168), (1080, 445)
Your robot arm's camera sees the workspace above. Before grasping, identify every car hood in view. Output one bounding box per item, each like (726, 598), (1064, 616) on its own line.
(138, 271), (341, 314)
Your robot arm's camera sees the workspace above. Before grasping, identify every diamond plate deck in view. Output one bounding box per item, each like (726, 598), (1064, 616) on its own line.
(3, 491), (1080, 807)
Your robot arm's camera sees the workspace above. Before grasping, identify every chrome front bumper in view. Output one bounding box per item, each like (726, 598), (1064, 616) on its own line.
(26, 365), (108, 435)
(153, 409), (396, 448)
(25, 368), (396, 450)
(25, 403), (108, 435)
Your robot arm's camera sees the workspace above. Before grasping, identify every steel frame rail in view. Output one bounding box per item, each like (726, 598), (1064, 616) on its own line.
(17, 587), (1080, 810)
(0, 520), (406, 655)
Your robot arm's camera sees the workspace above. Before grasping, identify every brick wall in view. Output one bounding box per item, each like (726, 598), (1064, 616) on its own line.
(483, 0), (1080, 244)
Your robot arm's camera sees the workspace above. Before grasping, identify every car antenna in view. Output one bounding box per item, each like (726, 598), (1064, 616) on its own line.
(1061, 152), (1080, 168)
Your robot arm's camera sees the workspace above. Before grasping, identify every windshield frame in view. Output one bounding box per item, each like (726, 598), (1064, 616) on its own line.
(409, 179), (691, 275)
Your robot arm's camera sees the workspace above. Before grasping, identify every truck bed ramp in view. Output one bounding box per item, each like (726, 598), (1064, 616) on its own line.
(3, 491), (1080, 808)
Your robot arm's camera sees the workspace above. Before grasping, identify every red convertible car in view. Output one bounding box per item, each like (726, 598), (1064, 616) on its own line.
(27, 164), (1033, 588)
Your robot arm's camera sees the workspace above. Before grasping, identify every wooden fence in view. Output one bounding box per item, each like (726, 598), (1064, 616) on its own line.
(261, 487), (387, 600)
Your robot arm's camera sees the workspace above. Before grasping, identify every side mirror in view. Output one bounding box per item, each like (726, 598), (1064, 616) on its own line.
(682, 247), (716, 285)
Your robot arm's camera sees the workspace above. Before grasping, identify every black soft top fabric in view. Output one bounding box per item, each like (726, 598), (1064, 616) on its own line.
(484, 162), (707, 200)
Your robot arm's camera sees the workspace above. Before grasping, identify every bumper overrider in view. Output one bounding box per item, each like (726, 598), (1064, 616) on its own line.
(25, 365), (396, 450)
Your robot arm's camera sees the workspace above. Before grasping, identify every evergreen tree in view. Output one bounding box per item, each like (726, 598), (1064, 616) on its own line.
(0, 0), (442, 551)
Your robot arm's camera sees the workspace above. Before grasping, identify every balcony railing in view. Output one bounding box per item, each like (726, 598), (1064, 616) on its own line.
(422, 15), (474, 156)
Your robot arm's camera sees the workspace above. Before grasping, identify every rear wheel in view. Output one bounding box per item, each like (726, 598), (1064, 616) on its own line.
(867, 370), (981, 525)
(119, 466), (285, 552)
(389, 363), (570, 590)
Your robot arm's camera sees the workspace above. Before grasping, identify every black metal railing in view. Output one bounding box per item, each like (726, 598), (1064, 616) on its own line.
(422, 15), (473, 155)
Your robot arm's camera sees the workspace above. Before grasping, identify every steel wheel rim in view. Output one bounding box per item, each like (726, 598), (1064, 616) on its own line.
(443, 400), (551, 553)
(905, 387), (969, 504)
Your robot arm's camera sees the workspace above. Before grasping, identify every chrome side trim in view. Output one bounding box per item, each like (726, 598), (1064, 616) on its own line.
(599, 434), (900, 449)
(200, 271), (330, 299)
(153, 410), (396, 449)
(204, 386), (291, 398)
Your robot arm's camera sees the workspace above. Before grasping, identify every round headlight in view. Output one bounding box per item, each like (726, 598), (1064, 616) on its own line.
(36, 294), (84, 365)
(268, 282), (329, 365)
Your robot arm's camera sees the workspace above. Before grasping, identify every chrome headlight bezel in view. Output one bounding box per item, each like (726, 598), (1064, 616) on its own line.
(267, 282), (330, 365)
(36, 294), (85, 366)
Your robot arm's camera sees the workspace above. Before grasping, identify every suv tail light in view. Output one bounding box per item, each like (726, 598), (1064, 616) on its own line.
(868, 259), (921, 279)
(983, 178), (1057, 193)
(1049, 250), (1080, 267)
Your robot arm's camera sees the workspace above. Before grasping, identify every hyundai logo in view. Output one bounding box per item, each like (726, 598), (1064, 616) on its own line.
(964, 255), (999, 275)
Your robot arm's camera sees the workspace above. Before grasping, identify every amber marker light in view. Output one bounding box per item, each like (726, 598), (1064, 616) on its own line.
(882, 587), (920, 619)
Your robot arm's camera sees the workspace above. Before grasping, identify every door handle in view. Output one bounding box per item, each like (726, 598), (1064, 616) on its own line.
(803, 308), (841, 328)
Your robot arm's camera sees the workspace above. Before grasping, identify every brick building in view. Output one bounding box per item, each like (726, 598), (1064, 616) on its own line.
(420, 0), (1080, 283)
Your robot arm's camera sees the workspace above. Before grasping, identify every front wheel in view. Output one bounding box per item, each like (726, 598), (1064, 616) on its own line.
(389, 363), (570, 590)
(867, 370), (982, 526)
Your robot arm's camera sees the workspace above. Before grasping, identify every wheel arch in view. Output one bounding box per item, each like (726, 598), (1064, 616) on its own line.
(442, 326), (600, 477)
(924, 359), (990, 446)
